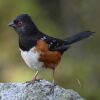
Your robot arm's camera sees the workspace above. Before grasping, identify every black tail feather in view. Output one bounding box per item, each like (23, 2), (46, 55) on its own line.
(64, 31), (94, 45)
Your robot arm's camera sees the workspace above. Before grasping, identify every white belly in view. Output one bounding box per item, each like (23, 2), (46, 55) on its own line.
(20, 47), (44, 71)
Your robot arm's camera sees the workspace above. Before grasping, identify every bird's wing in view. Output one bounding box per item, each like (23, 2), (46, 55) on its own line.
(39, 34), (70, 53)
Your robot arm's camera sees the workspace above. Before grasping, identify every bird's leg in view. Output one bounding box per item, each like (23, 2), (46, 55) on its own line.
(26, 71), (40, 86)
(49, 69), (56, 94)
(52, 69), (56, 86)
(46, 69), (56, 95)
(32, 71), (40, 82)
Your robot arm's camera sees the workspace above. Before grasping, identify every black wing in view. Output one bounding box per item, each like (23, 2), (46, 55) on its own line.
(40, 34), (70, 53)
(39, 31), (93, 53)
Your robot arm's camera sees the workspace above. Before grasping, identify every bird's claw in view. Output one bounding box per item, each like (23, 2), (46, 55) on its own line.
(26, 79), (41, 87)
(45, 83), (56, 95)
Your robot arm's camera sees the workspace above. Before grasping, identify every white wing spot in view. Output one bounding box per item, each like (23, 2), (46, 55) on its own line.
(41, 36), (47, 40)
(50, 42), (53, 45)
(53, 40), (56, 42)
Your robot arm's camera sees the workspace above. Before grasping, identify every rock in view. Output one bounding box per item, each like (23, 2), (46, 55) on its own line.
(0, 80), (84, 100)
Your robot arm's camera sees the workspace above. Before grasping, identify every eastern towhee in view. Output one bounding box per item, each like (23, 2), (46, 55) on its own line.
(8, 14), (93, 93)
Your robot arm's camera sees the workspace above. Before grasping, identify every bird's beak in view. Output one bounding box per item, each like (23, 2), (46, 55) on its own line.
(8, 21), (16, 28)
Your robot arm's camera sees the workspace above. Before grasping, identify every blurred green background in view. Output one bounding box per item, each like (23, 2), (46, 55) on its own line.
(0, 0), (99, 99)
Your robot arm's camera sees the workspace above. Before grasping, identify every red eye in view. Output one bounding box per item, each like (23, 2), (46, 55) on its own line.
(18, 21), (22, 26)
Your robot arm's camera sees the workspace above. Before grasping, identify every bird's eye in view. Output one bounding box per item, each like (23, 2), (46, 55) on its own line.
(18, 21), (23, 26)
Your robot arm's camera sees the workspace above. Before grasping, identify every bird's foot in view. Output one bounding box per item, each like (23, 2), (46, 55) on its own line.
(45, 83), (56, 95)
(26, 79), (41, 87)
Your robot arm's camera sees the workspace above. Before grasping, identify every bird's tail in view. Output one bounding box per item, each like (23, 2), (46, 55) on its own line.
(64, 31), (94, 45)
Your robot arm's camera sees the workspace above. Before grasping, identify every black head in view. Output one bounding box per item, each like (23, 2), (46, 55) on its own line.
(8, 14), (38, 36)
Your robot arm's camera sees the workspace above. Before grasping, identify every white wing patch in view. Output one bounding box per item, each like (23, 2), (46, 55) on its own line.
(41, 36), (47, 40)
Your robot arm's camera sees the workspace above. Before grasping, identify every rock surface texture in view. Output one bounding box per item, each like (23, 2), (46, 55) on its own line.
(0, 80), (84, 100)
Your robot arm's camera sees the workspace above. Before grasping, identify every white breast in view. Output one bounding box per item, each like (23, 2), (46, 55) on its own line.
(20, 47), (44, 71)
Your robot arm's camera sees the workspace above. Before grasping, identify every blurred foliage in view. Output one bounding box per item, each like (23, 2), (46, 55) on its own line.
(0, 0), (100, 100)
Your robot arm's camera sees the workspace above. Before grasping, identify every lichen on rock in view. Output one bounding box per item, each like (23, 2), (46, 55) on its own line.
(0, 80), (84, 100)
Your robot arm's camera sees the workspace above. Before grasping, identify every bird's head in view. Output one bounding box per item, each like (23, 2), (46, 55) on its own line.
(8, 14), (38, 36)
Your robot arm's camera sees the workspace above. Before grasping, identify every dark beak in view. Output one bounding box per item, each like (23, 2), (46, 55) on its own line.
(8, 21), (16, 28)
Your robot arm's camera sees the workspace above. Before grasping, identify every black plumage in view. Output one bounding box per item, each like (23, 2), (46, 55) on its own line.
(8, 14), (93, 53)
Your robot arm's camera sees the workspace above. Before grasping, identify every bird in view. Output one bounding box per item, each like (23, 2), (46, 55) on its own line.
(8, 14), (93, 94)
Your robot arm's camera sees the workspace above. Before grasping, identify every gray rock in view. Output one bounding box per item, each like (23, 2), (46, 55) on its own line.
(0, 80), (84, 100)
